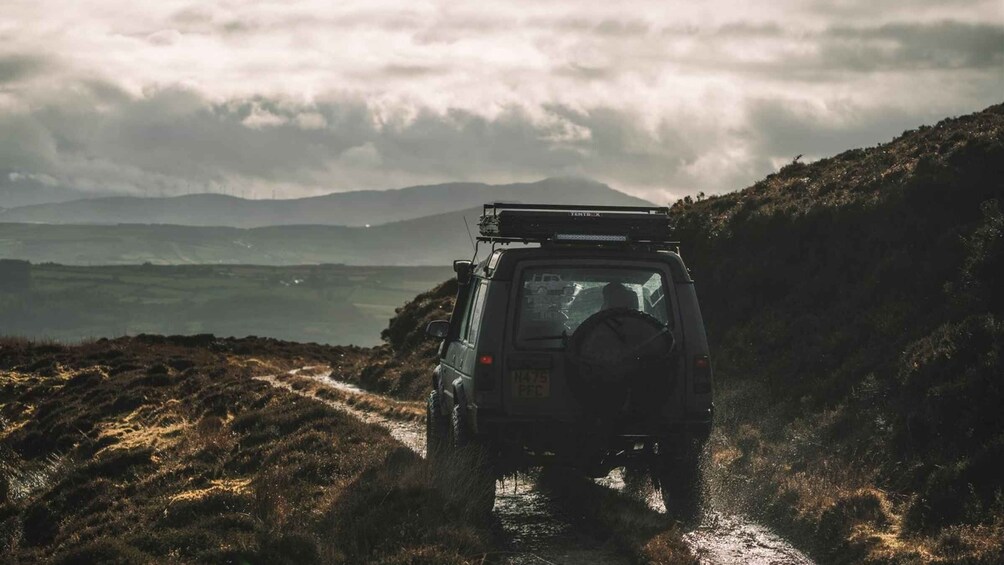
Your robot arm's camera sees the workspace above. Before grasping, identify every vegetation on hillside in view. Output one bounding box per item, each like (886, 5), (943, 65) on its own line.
(669, 103), (1004, 563)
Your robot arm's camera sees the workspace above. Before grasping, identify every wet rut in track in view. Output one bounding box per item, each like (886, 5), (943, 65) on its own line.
(260, 368), (814, 565)
(598, 470), (814, 565)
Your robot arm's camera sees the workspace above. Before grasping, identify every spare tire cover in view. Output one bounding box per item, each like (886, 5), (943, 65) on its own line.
(565, 308), (677, 415)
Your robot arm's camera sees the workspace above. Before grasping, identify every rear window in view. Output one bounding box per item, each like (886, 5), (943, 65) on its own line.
(515, 266), (670, 348)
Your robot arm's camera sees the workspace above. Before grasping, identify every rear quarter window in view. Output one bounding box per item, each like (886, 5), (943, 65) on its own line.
(467, 281), (489, 344)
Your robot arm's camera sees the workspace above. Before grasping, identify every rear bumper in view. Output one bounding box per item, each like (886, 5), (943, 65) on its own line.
(475, 404), (713, 437)
(475, 409), (712, 470)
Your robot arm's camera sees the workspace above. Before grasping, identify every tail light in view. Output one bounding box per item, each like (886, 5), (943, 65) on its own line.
(693, 355), (712, 394)
(475, 352), (496, 390)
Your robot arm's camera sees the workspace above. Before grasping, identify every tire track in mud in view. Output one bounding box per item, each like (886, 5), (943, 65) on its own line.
(258, 367), (814, 565)
(258, 368), (629, 564)
(597, 471), (814, 565)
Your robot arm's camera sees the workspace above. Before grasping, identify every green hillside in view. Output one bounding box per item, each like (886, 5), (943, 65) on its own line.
(670, 104), (1004, 562)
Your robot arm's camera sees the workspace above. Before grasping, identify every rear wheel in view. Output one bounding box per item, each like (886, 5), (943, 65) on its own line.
(449, 403), (496, 517)
(656, 450), (703, 526)
(426, 390), (448, 460)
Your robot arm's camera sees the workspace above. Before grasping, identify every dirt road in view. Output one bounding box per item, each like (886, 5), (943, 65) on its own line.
(258, 368), (814, 565)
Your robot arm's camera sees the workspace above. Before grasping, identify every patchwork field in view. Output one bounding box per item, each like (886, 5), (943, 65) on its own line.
(0, 263), (451, 346)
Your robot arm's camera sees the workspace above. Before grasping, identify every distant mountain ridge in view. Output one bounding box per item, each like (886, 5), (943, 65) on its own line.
(0, 177), (652, 228)
(0, 171), (115, 208)
(0, 207), (487, 265)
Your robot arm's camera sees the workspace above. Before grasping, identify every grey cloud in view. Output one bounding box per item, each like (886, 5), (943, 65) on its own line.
(551, 18), (652, 36)
(0, 54), (53, 84)
(5, 83), (374, 190)
(711, 22), (785, 37)
(380, 64), (445, 78)
(743, 99), (940, 161)
(170, 6), (214, 26)
(554, 63), (617, 81)
(593, 18), (651, 36)
(676, 20), (1004, 82)
(2, 82), (739, 197)
(3, 76), (999, 202)
(371, 106), (582, 177)
(823, 21), (1004, 70)
(809, 0), (986, 17)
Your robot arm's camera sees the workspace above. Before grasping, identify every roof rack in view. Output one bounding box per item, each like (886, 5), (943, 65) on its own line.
(477, 202), (677, 248)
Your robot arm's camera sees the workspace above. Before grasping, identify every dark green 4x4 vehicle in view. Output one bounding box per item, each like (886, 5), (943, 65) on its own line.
(425, 204), (713, 522)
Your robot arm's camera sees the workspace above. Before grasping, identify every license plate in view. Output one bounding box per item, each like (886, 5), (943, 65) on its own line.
(512, 369), (550, 398)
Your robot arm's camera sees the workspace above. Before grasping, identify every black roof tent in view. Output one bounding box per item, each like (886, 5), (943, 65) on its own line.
(477, 202), (676, 247)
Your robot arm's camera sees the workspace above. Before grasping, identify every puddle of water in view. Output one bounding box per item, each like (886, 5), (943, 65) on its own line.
(494, 477), (631, 565)
(684, 512), (815, 565)
(598, 468), (814, 565)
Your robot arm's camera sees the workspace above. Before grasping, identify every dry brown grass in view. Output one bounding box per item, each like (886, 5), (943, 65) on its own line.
(0, 337), (493, 564)
(706, 418), (1004, 564)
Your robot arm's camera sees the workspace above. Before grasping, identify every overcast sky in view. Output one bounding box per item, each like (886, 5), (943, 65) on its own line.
(2, 0), (1002, 203)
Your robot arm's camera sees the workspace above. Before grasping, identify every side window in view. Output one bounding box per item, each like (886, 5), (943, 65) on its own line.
(458, 282), (481, 341)
(467, 281), (489, 345)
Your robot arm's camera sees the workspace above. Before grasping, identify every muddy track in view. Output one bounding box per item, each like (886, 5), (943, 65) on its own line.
(258, 368), (814, 565)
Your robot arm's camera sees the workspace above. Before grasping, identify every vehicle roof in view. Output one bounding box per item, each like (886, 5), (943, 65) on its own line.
(474, 245), (691, 283)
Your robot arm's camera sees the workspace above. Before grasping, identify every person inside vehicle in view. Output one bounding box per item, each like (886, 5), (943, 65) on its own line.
(602, 282), (639, 310)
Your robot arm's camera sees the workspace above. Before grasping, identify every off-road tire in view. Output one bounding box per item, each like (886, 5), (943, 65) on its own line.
(450, 403), (496, 517)
(656, 453), (703, 526)
(426, 390), (449, 461)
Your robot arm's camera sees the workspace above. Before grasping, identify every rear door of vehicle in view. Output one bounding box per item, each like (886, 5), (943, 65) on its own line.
(502, 259), (686, 420)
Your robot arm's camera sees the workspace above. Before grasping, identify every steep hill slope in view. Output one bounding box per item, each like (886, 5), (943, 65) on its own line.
(0, 177), (650, 227)
(669, 103), (1004, 562)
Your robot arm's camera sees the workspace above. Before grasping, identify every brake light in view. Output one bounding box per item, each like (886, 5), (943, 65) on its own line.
(693, 355), (711, 394)
(475, 353), (496, 391)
